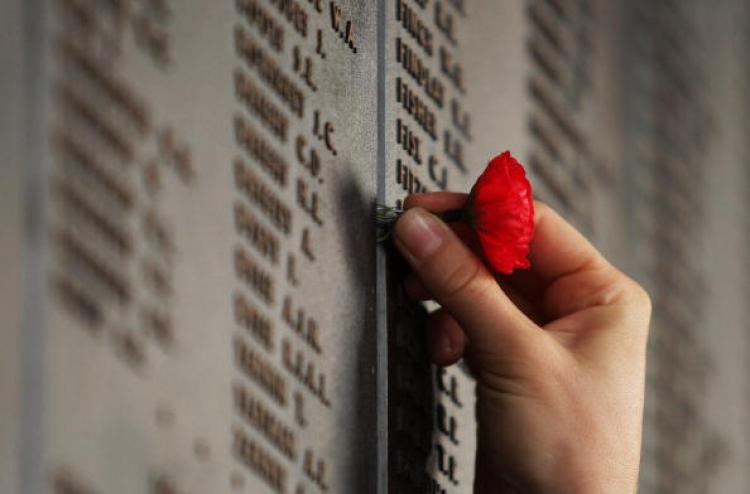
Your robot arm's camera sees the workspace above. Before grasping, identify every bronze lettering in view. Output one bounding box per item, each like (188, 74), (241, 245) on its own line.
(55, 179), (133, 255)
(434, 443), (459, 485)
(235, 27), (305, 117)
(286, 254), (300, 287)
(267, 0), (308, 37)
(234, 335), (288, 406)
(233, 383), (297, 459)
(142, 209), (176, 258)
(529, 116), (562, 161)
(294, 390), (307, 427)
(430, 478), (448, 494)
(296, 178), (324, 226)
(436, 403), (459, 445)
(140, 258), (172, 299)
(303, 449), (329, 492)
(296, 135), (323, 180)
(57, 37), (150, 134)
(396, 0), (433, 56)
(234, 69), (289, 142)
(436, 367), (462, 407)
(449, 98), (471, 140)
(236, 0), (285, 52)
(444, 0), (464, 15)
(141, 306), (173, 349)
(292, 45), (317, 91)
(142, 160), (162, 197)
(300, 227), (316, 261)
(156, 127), (195, 184)
(234, 291), (274, 350)
(234, 158), (293, 235)
(396, 159), (428, 194)
(443, 129), (465, 172)
(427, 155), (447, 190)
(57, 229), (131, 304)
(52, 468), (99, 494)
(111, 330), (147, 369)
(528, 79), (585, 151)
(234, 247), (275, 306)
(439, 46), (465, 93)
(281, 338), (330, 406)
(282, 295), (322, 354)
(54, 133), (134, 210)
(396, 118), (422, 164)
(150, 472), (184, 494)
(329, 1), (358, 53)
(396, 77), (437, 140)
(395, 37), (444, 107)
(232, 427), (288, 494)
(53, 276), (103, 329)
(234, 201), (280, 265)
(315, 28), (326, 59)
(132, 13), (172, 67)
(312, 110), (337, 156)
(234, 114), (289, 187)
(56, 82), (135, 162)
(434, 1), (457, 45)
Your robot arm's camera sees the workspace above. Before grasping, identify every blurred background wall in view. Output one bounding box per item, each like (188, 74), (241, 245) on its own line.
(1, 0), (750, 492)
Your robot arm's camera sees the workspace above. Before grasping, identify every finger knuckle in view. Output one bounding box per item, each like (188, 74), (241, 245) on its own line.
(533, 200), (551, 215)
(439, 256), (484, 302)
(633, 283), (652, 311)
(621, 277), (651, 312)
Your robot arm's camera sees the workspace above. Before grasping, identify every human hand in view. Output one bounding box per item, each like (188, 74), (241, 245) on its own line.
(392, 193), (651, 494)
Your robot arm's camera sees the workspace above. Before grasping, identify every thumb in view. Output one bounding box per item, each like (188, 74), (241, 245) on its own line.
(392, 207), (539, 354)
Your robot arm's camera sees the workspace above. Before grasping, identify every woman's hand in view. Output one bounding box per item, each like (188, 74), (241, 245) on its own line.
(392, 193), (651, 494)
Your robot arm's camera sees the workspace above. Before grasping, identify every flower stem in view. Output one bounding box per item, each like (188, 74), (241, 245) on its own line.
(376, 205), (465, 225)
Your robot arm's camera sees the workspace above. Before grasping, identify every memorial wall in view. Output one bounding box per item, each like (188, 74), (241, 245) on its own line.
(1, 1), (750, 493)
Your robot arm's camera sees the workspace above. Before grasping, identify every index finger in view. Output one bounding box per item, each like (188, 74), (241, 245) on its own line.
(403, 192), (468, 212)
(528, 201), (609, 283)
(404, 194), (609, 283)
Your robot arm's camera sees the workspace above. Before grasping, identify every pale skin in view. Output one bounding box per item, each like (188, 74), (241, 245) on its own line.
(392, 193), (651, 494)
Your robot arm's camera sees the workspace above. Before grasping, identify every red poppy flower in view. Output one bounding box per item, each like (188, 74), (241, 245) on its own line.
(465, 151), (535, 274)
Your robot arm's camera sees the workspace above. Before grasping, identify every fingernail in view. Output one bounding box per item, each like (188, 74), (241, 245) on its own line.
(394, 208), (444, 260)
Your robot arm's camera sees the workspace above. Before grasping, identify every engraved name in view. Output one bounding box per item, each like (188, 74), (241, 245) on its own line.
(267, 0), (308, 37)
(234, 383), (297, 459)
(234, 201), (280, 265)
(58, 37), (150, 134)
(396, 77), (437, 140)
(54, 133), (134, 210)
(234, 158), (292, 235)
(396, 158), (428, 194)
(234, 68), (289, 142)
(396, 0), (433, 56)
(234, 290), (274, 350)
(395, 37), (444, 107)
(234, 113), (289, 187)
(236, 0), (285, 52)
(396, 118), (422, 164)
(57, 229), (131, 304)
(232, 426), (287, 494)
(234, 247), (275, 306)
(56, 83), (135, 162)
(235, 27), (305, 118)
(234, 335), (288, 406)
